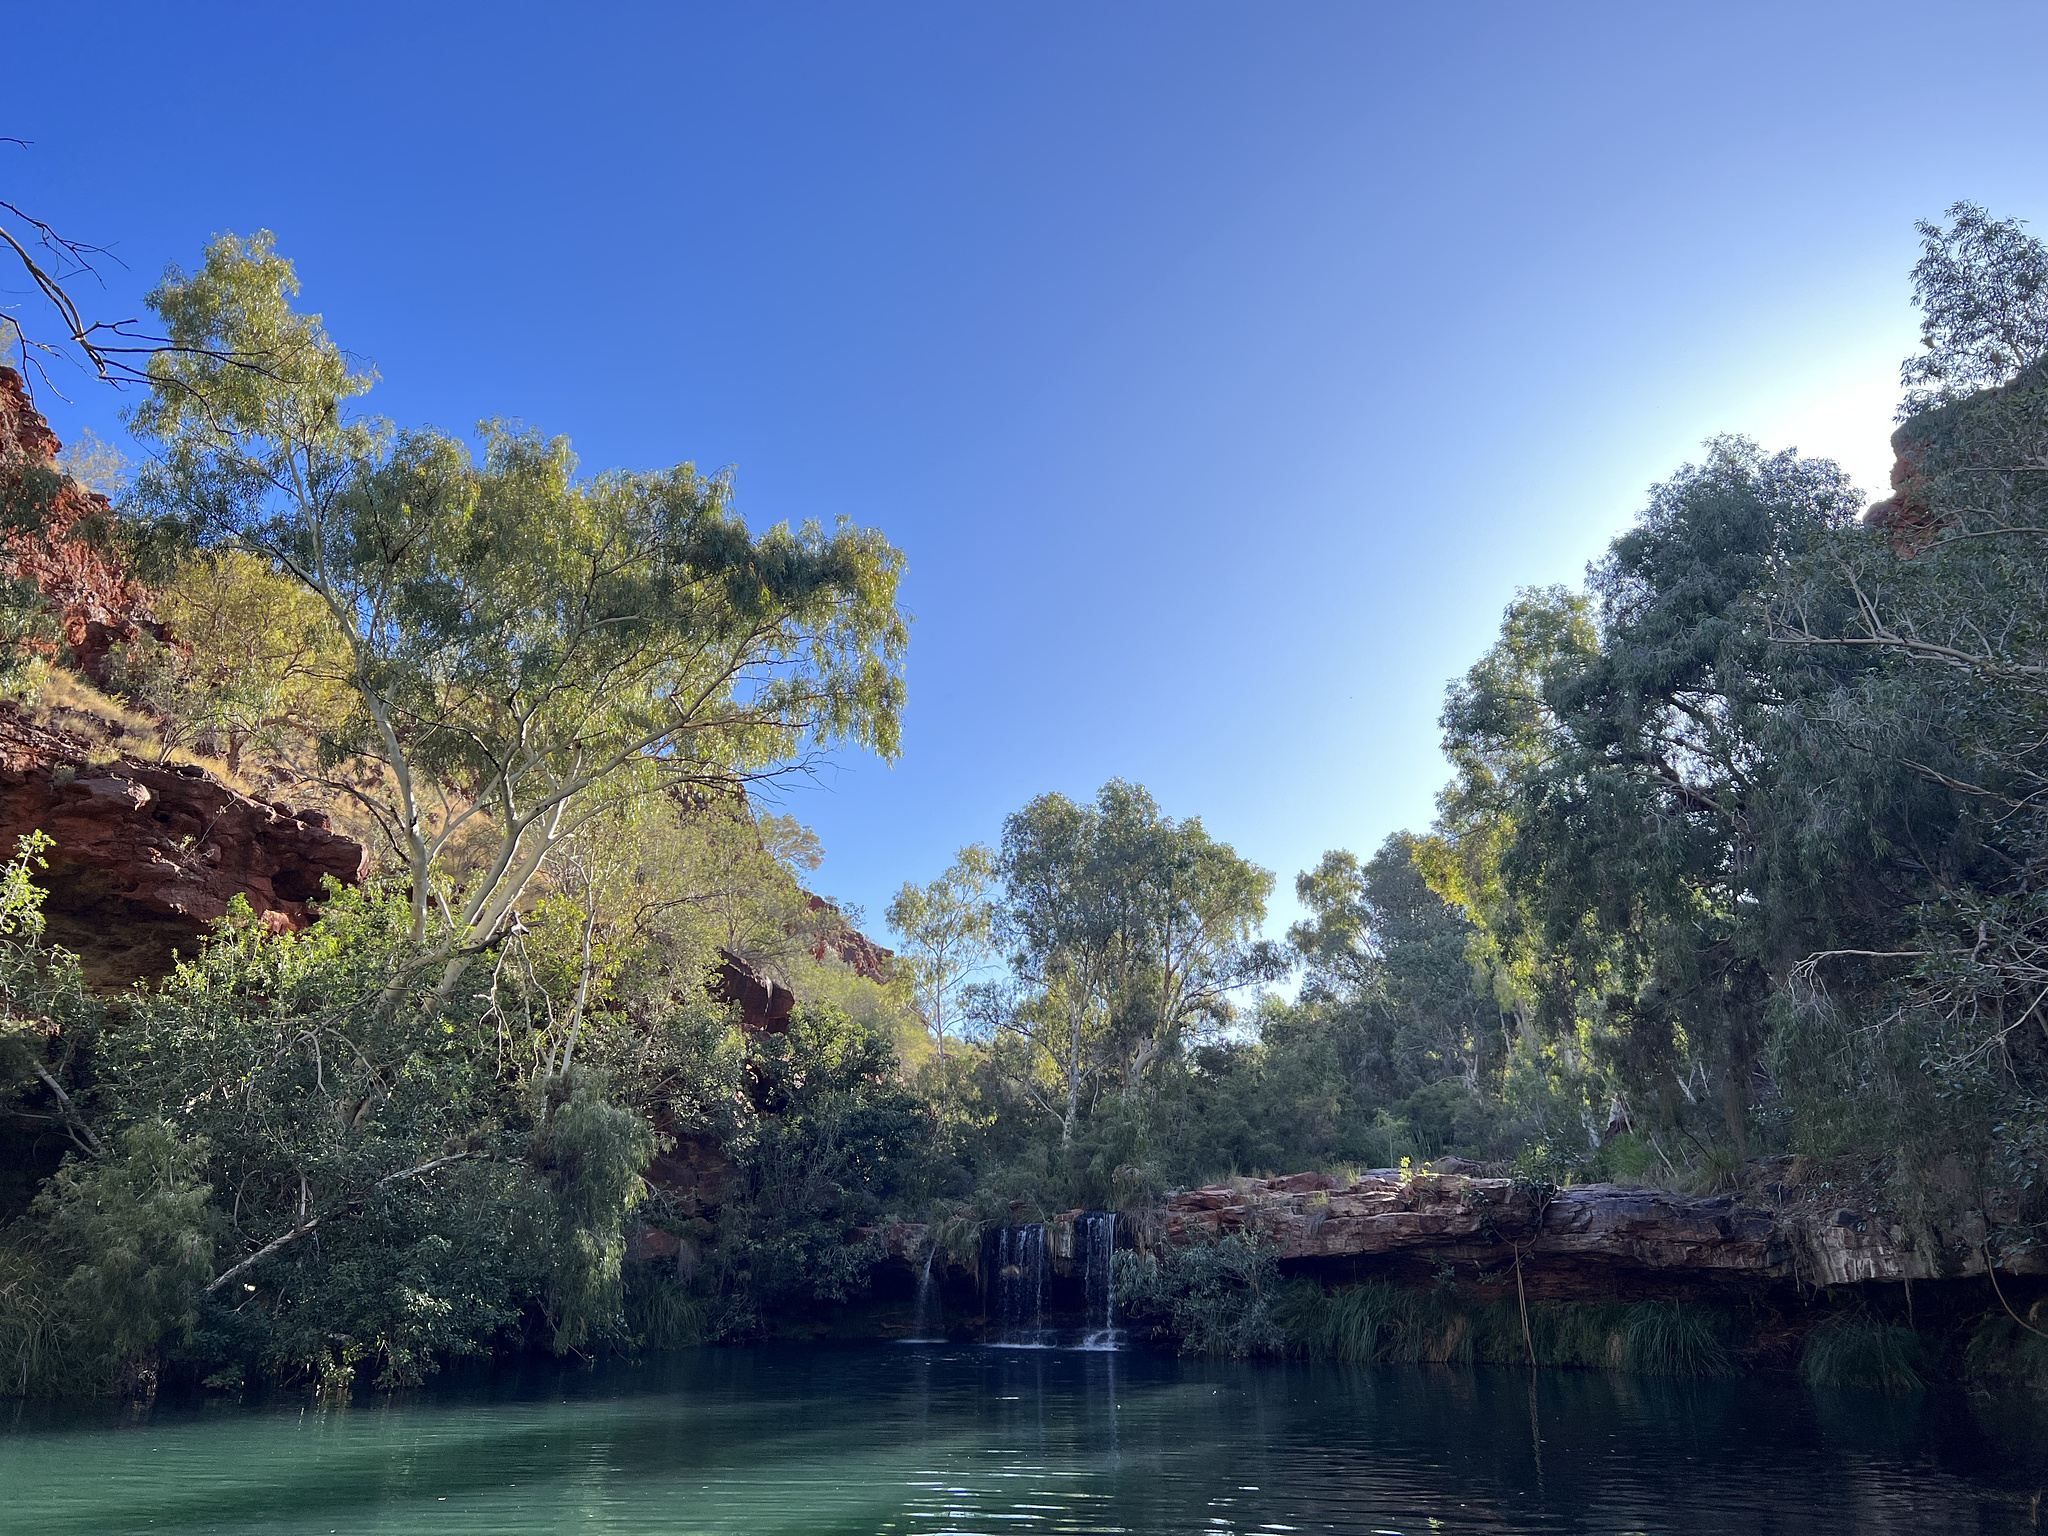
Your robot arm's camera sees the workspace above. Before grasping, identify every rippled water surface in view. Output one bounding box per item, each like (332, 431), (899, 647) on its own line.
(4, 1346), (2043, 1533)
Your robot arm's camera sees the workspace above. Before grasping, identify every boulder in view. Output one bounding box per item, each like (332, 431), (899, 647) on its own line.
(712, 949), (796, 1033)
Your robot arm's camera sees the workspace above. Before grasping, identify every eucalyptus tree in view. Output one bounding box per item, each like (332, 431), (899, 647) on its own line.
(992, 781), (1275, 1147)
(1775, 255), (2048, 1219)
(1898, 202), (2048, 417)
(995, 792), (1118, 1146)
(886, 844), (997, 1064)
(1289, 835), (1500, 1105)
(1093, 781), (1280, 1089)
(126, 234), (908, 1007)
(1433, 442), (1873, 1152)
(1423, 587), (1597, 1029)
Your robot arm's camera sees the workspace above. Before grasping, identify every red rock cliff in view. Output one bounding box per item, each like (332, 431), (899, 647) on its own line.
(0, 366), (165, 682)
(0, 706), (367, 986)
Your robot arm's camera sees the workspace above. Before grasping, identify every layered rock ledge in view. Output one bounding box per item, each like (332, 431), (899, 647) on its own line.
(1161, 1168), (2040, 1293)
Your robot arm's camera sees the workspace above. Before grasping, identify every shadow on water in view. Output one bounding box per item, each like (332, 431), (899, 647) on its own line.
(4, 1347), (2046, 1534)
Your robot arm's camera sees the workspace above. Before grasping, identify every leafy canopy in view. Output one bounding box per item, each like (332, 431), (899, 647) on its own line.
(124, 233), (908, 995)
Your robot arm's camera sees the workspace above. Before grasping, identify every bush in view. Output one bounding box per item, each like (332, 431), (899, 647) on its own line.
(0, 1120), (218, 1394)
(1800, 1311), (1925, 1393)
(706, 1003), (930, 1337)
(1114, 1231), (1284, 1359)
(1962, 1315), (2048, 1391)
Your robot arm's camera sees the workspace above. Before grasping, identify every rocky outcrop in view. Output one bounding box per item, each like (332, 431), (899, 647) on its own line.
(1159, 1167), (2045, 1295)
(1865, 356), (2048, 552)
(0, 706), (367, 985)
(1862, 431), (1936, 550)
(0, 366), (166, 683)
(711, 901), (896, 1034)
(807, 895), (894, 981)
(712, 949), (797, 1033)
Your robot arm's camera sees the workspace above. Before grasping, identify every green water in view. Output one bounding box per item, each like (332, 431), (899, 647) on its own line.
(3, 1345), (2042, 1534)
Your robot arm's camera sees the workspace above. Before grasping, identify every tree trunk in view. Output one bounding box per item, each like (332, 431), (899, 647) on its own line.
(1720, 1065), (1749, 1158)
(1062, 1001), (1082, 1147)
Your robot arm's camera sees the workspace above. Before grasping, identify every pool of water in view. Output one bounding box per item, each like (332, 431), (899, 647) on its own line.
(3, 1345), (2043, 1533)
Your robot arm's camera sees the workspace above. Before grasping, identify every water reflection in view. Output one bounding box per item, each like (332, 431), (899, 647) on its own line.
(2, 1346), (2042, 1534)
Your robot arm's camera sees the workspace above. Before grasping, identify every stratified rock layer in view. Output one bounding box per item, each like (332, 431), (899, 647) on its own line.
(1160, 1169), (2041, 1293)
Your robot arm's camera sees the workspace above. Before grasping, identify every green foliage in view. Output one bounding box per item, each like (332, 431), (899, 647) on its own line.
(986, 780), (1279, 1162)
(532, 1079), (656, 1353)
(1113, 1231), (1284, 1359)
(706, 1003), (931, 1336)
(1800, 1311), (1925, 1394)
(126, 231), (908, 1006)
(1899, 202), (2048, 415)
(3, 862), (741, 1393)
(1287, 835), (1505, 1118)
(1277, 1281), (1739, 1378)
(887, 843), (998, 1063)
(1622, 1300), (1735, 1378)
(0, 1121), (216, 1393)
(107, 549), (352, 773)
(1963, 1315), (2048, 1391)
(1277, 1278), (1458, 1364)
(15, 202), (2048, 1396)
(621, 1259), (704, 1350)
(0, 449), (85, 692)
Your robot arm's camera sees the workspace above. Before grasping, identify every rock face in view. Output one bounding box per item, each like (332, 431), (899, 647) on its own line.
(712, 949), (796, 1033)
(0, 707), (368, 985)
(1160, 1168), (2043, 1295)
(711, 902), (896, 1034)
(0, 366), (167, 683)
(1864, 357), (2048, 552)
(807, 895), (895, 981)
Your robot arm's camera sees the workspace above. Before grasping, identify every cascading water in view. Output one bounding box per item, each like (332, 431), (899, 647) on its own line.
(1078, 1211), (1121, 1349)
(985, 1224), (1050, 1346)
(904, 1244), (943, 1343)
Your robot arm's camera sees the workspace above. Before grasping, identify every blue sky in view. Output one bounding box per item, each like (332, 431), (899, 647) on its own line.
(6, 3), (2048, 938)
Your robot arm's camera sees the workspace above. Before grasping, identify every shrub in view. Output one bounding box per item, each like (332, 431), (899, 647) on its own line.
(1963, 1315), (2048, 1391)
(1114, 1231), (1283, 1359)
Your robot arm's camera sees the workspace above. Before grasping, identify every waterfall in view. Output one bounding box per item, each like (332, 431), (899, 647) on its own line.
(1079, 1211), (1121, 1350)
(986, 1224), (1050, 1346)
(977, 1218), (1122, 1348)
(904, 1243), (943, 1342)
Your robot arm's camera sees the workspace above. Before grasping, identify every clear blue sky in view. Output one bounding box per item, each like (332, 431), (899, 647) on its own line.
(6, 3), (2048, 937)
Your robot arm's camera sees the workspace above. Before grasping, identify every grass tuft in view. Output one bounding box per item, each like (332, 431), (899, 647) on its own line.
(622, 1260), (704, 1350)
(1280, 1282), (1743, 1378)
(1799, 1311), (1924, 1393)
(1622, 1300), (1736, 1378)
